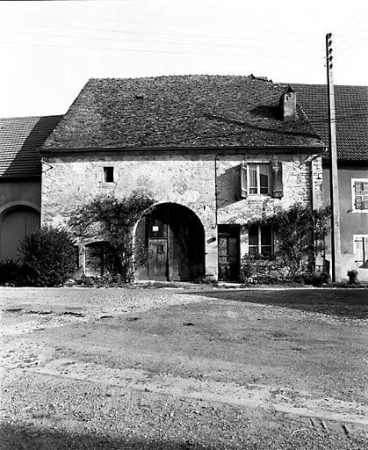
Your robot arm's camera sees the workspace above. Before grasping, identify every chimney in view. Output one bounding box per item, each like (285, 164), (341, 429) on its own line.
(280, 85), (296, 121)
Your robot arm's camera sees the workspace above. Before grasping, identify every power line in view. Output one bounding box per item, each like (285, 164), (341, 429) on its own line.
(0, 27), (324, 54)
(0, 39), (325, 60)
(2, 8), (327, 40)
(0, 17), (323, 46)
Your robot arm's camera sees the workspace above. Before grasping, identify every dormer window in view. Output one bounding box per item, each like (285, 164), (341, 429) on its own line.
(103, 167), (114, 183)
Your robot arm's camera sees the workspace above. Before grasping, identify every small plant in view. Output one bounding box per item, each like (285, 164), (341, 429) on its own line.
(19, 226), (77, 287)
(347, 269), (358, 285)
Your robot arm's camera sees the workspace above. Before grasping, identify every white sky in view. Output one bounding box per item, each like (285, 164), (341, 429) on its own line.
(0, 0), (367, 117)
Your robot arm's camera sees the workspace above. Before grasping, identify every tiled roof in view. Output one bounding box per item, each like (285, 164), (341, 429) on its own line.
(290, 84), (368, 161)
(42, 75), (324, 151)
(0, 116), (61, 178)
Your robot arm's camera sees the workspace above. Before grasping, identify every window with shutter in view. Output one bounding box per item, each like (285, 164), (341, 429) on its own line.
(354, 235), (368, 268)
(353, 180), (368, 211)
(247, 163), (270, 195)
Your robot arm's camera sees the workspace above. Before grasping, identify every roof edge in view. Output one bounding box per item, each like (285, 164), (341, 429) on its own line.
(40, 145), (325, 156)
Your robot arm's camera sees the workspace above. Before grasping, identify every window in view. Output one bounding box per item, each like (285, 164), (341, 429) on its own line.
(248, 163), (270, 195)
(103, 167), (114, 183)
(240, 161), (283, 199)
(352, 180), (368, 211)
(248, 225), (273, 255)
(354, 235), (368, 268)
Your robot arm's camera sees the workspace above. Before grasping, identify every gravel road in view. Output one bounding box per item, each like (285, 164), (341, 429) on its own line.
(1, 287), (368, 449)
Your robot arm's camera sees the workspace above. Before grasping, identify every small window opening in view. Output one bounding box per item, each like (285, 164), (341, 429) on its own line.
(103, 167), (114, 183)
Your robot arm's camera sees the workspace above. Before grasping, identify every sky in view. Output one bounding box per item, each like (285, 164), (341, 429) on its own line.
(0, 0), (367, 118)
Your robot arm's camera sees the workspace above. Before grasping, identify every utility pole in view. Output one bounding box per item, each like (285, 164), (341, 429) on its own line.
(326, 33), (341, 282)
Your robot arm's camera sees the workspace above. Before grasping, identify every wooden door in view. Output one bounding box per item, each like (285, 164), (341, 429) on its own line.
(218, 226), (240, 281)
(0, 208), (40, 261)
(148, 238), (168, 280)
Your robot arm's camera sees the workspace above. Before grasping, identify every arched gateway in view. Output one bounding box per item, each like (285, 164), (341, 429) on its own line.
(0, 205), (40, 261)
(135, 203), (205, 281)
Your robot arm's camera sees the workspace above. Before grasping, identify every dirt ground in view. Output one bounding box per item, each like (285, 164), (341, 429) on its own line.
(1, 286), (368, 449)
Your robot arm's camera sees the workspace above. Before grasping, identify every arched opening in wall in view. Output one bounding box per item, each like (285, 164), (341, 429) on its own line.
(85, 241), (112, 277)
(0, 206), (40, 262)
(136, 203), (205, 281)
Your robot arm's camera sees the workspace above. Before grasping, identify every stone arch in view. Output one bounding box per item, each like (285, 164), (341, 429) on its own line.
(135, 202), (205, 281)
(0, 203), (40, 261)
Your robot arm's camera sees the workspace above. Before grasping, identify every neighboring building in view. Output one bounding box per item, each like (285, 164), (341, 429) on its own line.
(0, 116), (61, 262)
(39, 75), (324, 281)
(293, 84), (368, 282)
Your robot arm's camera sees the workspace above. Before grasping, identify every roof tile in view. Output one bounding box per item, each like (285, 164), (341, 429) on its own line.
(0, 116), (61, 178)
(42, 75), (323, 151)
(290, 84), (368, 161)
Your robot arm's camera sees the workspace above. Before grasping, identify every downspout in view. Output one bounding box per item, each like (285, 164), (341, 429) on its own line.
(214, 154), (218, 228)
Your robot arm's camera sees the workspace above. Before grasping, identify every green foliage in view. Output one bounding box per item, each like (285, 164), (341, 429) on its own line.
(19, 226), (77, 287)
(267, 203), (330, 278)
(0, 259), (22, 286)
(244, 203), (331, 281)
(69, 193), (155, 282)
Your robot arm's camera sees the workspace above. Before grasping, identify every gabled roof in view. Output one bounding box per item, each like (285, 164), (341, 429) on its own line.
(290, 84), (368, 162)
(42, 75), (323, 151)
(0, 116), (62, 178)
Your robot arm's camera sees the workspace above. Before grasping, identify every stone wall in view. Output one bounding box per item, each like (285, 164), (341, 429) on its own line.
(42, 152), (218, 277)
(42, 150), (323, 279)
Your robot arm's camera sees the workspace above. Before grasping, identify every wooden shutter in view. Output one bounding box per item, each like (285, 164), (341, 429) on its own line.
(355, 182), (364, 210)
(363, 183), (368, 210)
(240, 162), (248, 199)
(355, 237), (368, 267)
(271, 161), (283, 198)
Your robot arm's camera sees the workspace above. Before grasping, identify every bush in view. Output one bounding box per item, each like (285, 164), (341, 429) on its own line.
(19, 226), (77, 287)
(0, 259), (22, 286)
(69, 193), (155, 283)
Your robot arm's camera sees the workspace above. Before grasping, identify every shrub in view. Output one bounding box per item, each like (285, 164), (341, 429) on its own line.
(69, 193), (155, 283)
(0, 259), (22, 286)
(19, 226), (77, 286)
(269, 204), (330, 278)
(310, 271), (330, 286)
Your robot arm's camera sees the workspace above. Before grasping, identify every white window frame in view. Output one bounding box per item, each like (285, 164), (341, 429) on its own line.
(248, 163), (271, 196)
(352, 178), (368, 213)
(354, 235), (368, 268)
(248, 224), (273, 255)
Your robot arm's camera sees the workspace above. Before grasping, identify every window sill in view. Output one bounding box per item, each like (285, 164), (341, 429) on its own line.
(248, 194), (271, 198)
(352, 209), (368, 213)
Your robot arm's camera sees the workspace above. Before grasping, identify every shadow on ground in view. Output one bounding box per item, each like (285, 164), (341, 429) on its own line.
(188, 289), (368, 320)
(0, 423), (213, 450)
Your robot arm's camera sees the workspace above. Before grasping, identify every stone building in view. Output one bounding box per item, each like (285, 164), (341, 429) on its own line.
(39, 75), (324, 281)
